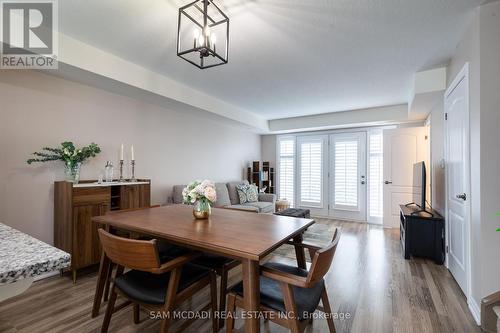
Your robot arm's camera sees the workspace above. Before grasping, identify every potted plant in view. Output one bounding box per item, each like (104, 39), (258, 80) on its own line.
(182, 180), (217, 219)
(27, 141), (101, 183)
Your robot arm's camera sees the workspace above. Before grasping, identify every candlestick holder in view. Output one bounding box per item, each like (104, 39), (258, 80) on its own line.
(119, 160), (125, 182)
(130, 160), (136, 182)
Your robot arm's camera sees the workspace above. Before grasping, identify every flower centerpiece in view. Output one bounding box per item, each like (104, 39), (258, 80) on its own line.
(182, 180), (217, 219)
(27, 141), (101, 184)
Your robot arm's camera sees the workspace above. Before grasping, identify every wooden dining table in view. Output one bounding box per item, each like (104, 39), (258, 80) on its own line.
(91, 204), (314, 333)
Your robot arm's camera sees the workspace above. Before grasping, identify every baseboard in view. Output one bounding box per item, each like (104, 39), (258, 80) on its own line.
(468, 298), (481, 325)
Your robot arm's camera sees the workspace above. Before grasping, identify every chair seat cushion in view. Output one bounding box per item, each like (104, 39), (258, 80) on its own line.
(231, 262), (324, 320)
(115, 264), (210, 305)
(193, 254), (237, 270)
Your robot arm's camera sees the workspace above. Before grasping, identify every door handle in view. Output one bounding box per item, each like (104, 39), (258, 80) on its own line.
(384, 181), (392, 185)
(361, 180), (366, 185)
(456, 193), (467, 201)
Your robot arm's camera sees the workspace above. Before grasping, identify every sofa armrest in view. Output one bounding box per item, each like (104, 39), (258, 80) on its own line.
(258, 193), (276, 203)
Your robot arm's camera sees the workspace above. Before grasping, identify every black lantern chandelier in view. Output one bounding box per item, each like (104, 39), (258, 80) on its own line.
(177, 0), (229, 69)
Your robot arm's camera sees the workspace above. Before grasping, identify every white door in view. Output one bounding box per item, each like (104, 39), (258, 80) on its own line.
(444, 65), (470, 294)
(383, 127), (428, 227)
(329, 132), (367, 221)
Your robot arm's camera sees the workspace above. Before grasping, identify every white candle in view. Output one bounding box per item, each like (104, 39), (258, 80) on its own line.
(120, 144), (124, 161)
(131, 145), (135, 161)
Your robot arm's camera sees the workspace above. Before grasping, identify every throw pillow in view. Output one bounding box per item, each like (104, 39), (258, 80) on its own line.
(246, 184), (258, 203)
(236, 184), (259, 204)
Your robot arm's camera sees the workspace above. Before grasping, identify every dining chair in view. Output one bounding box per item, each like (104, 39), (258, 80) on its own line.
(192, 255), (240, 328)
(225, 228), (341, 333)
(98, 229), (218, 333)
(102, 205), (190, 303)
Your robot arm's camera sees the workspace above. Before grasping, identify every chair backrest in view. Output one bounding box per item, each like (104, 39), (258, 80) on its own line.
(306, 228), (341, 286)
(98, 229), (161, 272)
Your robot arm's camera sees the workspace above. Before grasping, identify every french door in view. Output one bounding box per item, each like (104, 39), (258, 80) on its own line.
(329, 132), (367, 221)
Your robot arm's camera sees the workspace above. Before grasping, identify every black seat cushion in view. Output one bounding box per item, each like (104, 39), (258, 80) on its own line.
(115, 263), (210, 305)
(193, 254), (237, 269)
(231, 262), (324, 321)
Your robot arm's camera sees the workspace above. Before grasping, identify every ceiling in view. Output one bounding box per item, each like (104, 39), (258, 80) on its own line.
(59, 0), (484, 120)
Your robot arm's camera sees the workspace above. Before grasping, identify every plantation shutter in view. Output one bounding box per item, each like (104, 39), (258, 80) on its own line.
(369, 132), (383, 219)
(278, 138), (295, 207)
(299, 137), (324, 206)
(334, 140), (358, 207)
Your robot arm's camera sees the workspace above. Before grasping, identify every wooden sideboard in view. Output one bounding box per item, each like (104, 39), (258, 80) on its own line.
(54, 180), (151, 282)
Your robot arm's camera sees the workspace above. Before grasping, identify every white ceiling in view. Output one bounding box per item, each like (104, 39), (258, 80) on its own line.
(59, 0), (484, 120)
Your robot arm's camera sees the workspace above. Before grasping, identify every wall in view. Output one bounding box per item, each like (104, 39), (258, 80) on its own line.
(0, 70), (261, 245)
(477, 0), (500, 305)
(445, 0), (500, 319)
(261, 135), (277, 167)
(428, 98), (445, 214)
(447, 5), (482, 317)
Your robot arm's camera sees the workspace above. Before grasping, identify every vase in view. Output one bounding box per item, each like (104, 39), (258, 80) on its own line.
(193, 200), (211, 219)
(65, 162), (81, 184)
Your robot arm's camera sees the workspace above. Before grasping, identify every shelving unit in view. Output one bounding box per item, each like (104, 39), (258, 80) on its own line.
(247, 161), (275, 194)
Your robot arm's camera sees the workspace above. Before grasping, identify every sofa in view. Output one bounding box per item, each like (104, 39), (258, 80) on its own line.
(172, 180), (276, 213)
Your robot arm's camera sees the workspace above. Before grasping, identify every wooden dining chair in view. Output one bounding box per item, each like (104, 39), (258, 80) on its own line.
(101, 205), (190, 303)
(98, 229), (218, 333)
(225, 228), (341, 333)
(192, 255), (240, 328)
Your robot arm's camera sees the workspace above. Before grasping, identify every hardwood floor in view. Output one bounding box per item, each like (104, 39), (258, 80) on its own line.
(0, 219), (480, 333)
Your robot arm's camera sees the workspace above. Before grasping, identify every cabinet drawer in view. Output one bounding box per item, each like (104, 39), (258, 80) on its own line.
(73, 187), (110, 206)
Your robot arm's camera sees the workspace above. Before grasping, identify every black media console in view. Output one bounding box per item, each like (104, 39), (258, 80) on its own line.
(399, 204), (445, 264)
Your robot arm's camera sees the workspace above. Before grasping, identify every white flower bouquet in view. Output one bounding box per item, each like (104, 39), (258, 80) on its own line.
(182, 180), (217, 205)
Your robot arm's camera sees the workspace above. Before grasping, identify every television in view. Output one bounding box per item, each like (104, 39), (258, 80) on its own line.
(412, 161), (426, 209)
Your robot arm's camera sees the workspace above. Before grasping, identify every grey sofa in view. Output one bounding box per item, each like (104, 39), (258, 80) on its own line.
(172, 180), (276, 213)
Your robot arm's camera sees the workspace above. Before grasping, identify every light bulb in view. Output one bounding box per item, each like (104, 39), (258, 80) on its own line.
(210, 33), (216, 44)
(193, 29), (200, 38)
(198, 35), (204, 46)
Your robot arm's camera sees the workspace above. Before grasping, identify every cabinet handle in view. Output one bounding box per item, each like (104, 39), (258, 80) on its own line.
(384, 181), (392, 185)
(456, 193), (467, 201)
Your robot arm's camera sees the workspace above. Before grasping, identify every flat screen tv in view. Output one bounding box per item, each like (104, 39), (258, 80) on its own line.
(412, 161), (426, 209)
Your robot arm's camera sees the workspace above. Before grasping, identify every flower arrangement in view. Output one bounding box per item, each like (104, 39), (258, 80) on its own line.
(182, 180), (217, 204)
(182, 180), (217, 219)
(27, 141), (101, 183)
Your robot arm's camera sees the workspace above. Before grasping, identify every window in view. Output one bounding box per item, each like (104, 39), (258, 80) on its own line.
(298, 137), (324, 207)
(334, 140), (358, 207)
(369, 131), (383, 222)
(278, 138), (295, 207)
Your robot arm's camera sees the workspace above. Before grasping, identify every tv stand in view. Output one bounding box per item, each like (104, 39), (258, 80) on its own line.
(399, 204), (444, 264)
(404, 202), (434, 217)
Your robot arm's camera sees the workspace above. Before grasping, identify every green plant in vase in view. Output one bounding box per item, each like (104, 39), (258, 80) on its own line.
(27, 141), (101, 183)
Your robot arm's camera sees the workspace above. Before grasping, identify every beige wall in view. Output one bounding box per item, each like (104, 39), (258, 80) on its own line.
(0, 70), (261, 245)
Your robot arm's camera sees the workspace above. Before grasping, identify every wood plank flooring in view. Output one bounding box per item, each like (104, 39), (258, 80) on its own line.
(0, 219), (480, 333)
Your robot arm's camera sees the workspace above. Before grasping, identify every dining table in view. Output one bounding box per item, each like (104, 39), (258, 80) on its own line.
(91, 204), (315, 333)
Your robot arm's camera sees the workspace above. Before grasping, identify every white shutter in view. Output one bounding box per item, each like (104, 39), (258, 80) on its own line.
(298, 138), (324, 206)
(278, 138), (295, 207)
(334, 140), (358, 207)
(369, 132), (383, 220)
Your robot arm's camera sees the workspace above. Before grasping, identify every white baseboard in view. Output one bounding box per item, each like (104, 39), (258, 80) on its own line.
(468, 298), (481, 326)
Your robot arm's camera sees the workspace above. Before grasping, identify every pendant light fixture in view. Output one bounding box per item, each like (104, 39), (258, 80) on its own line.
(177, 0), (229, 69)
